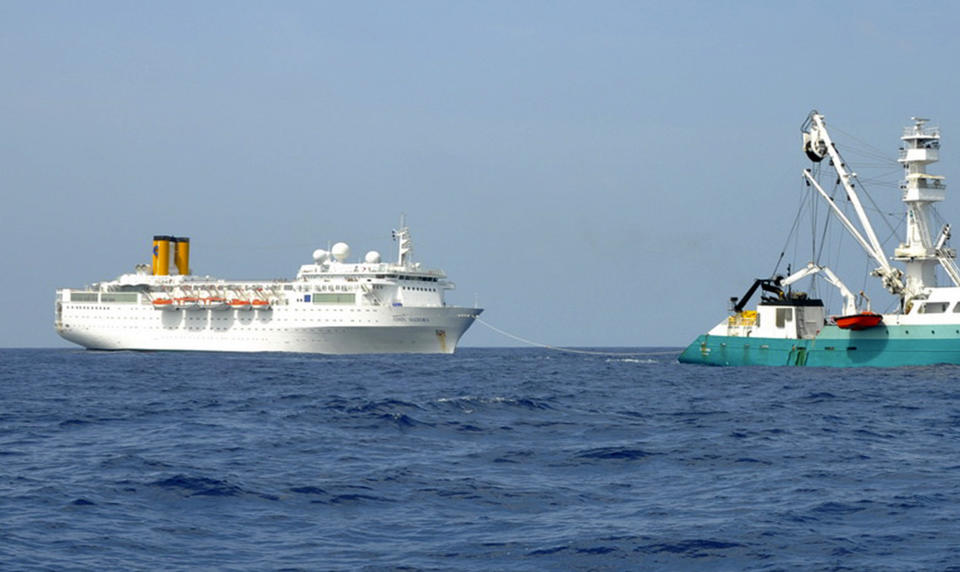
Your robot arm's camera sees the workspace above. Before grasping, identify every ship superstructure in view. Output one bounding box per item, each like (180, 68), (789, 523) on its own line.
(680, 112), (960, 367)
(55, 221), (482, 354)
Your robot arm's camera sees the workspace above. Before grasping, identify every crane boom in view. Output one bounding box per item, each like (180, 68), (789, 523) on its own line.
(802, 112), (905, 295)
(780, 262), (857, 316)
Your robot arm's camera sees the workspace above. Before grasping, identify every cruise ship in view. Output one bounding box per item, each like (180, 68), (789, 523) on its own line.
(55, 220), (482, 353)
(680, 111), (960, 367)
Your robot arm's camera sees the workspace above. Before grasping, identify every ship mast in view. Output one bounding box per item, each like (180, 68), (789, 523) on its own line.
(894, 118), (960, 292)
(393, 214), (413, 267)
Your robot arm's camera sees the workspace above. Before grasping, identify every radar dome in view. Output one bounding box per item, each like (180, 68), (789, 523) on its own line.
(364, 251), (381, 264)
(331, 242), (351, 262)
(312, 249), (329, 263)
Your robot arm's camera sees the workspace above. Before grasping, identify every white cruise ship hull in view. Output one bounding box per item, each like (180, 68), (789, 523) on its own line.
(57, 305), (481, 354)
(55, 220), (481, 355)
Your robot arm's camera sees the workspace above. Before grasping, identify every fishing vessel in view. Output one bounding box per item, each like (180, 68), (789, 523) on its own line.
(55, 220), (482, 353)
(680, 111), (960, 367)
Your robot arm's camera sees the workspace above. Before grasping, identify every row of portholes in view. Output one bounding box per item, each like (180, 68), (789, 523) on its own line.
(902, 329), (960, 335)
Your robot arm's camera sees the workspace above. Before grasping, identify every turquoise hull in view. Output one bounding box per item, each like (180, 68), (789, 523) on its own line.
(678, 324), (960, 367)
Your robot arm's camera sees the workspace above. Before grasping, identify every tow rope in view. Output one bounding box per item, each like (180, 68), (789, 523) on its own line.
(474, 317), (679, 357)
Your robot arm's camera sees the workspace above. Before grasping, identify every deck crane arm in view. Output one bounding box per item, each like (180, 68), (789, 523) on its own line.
(934, 224), (960, 286)
(779, 262), (857, 316)
(802, 112), (905, 295)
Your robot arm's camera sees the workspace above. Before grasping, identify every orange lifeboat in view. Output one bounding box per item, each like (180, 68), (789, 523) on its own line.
(203, 296), (228, 311)
(228, 299), (251, 310)
(152, 298), (174, 310)
(834, 312), (883, 330)
(251, 299), (271, 310)
(175, 296), (200, 310)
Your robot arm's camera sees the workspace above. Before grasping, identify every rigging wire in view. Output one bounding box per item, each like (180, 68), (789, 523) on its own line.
(851, 173), (899, 238)
(772, 176), (813, 277)
(474, 317), (678, 357)
(814, 180), (840, 266)
(829, 126), (902, 239)
(830, 124), (902, 166)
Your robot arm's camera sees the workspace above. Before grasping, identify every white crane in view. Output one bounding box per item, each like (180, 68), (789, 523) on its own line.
(779, 262), (857, 317)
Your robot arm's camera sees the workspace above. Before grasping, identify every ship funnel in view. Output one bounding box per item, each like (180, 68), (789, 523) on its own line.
(175, 237), (190, 275)
(152, 235), (173, 276)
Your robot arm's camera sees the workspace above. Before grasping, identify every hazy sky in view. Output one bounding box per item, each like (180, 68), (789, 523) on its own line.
(5, 1), (960, 348)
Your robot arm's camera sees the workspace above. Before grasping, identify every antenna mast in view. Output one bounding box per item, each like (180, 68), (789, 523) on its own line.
(894, 117), (960, 291)
(393, 214), (413, 267)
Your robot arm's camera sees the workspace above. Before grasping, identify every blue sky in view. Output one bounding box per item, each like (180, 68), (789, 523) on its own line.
(4, 1), (960, 348)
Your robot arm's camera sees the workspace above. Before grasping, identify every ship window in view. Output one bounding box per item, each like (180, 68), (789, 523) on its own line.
(952, 302), (960, 313)
(312, 293), (355, 304)
(101, 293), (138, 303)
(775, 308), (793, 328)
(920, 302), (948, 314)
(70, 292), (99, 302)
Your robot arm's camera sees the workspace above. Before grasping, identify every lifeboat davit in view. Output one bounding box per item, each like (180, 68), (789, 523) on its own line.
(834, 312), (883, 330)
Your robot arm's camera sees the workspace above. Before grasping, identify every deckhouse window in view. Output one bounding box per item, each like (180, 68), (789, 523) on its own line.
(775, 308), (793, 328)
(920, 302), (948, 314)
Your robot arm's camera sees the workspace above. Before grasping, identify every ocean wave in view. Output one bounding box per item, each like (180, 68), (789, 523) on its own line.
(148, 475), (247, 497)
(574, 447), (655, 461)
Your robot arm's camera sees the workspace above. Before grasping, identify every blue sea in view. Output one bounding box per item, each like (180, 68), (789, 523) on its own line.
(2, 348), (959, 571)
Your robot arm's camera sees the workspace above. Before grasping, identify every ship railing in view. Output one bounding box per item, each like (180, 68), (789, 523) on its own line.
(898, 148), (941, 162)
(903, 125), (940, 138)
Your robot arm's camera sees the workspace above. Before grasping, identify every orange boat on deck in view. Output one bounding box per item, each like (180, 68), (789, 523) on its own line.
(203, 296), (228, 310)
(834, 312), (884, 330)
(228, 299), (252, 310)
(174, 296), (200, 310)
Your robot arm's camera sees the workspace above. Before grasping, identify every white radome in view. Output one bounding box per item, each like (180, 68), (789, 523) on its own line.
(331, 242), (350, 262)
(365, 251), (381, 264)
